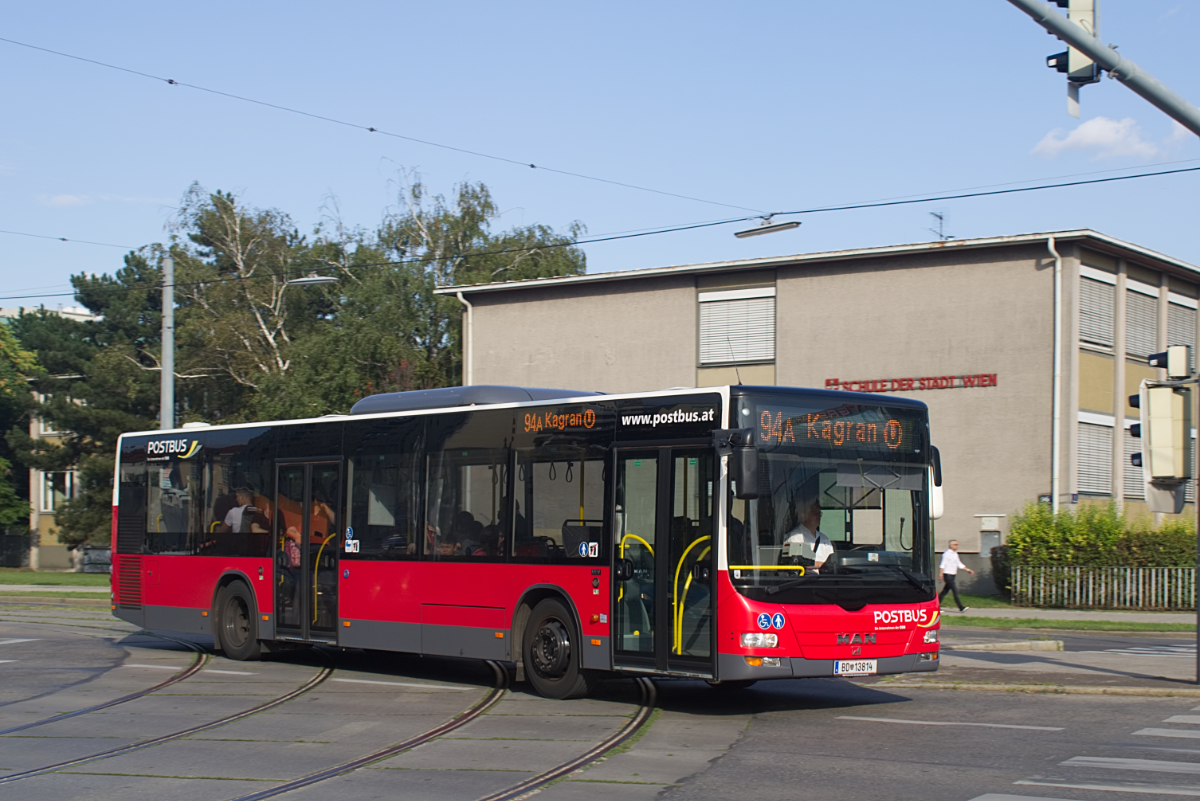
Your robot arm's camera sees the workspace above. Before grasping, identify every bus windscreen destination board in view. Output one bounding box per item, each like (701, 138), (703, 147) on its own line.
(742, 397), (927, 459)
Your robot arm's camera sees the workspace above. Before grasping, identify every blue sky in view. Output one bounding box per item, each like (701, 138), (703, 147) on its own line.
(2, 1), (1197, 309)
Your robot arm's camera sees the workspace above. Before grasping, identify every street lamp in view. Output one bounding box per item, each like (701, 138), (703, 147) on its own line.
(733, 219), (801, 239)
(287, 271), (339, 286)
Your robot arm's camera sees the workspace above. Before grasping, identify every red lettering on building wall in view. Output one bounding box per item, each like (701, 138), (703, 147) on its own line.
(826, 373), (998, 393)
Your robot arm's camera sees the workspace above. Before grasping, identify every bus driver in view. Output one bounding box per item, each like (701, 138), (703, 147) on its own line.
(784, 492), (834, 573)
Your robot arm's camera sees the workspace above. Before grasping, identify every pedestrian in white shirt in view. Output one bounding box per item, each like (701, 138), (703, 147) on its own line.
(938, 539), (974, 612)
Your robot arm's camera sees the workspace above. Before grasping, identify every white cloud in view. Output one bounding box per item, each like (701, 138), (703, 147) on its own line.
(1032, 116), (1161, 160)
(40, 194), (91, 207)
(1167, 120), (1191, 144)
(36, 193), (172, 208)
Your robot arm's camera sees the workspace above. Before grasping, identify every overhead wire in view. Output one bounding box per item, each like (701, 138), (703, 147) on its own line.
(0, 162), (1197, 302)
(0, 36), (766, 215)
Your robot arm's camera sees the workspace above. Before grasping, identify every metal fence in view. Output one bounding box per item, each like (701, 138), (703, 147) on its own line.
(1012, 565), (1196, 610)
(74, 546), (111, 574)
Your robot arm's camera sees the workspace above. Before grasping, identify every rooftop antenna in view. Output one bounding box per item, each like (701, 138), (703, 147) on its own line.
(726, 337), (743, 385)
(928, 212), (954, 242)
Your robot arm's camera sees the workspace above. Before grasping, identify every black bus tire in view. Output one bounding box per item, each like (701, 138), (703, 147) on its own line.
(524, 598), (594, 700)
(216, 582), (263, 661)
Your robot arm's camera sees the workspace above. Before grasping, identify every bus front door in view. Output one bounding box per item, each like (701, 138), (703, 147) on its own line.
(612, 449), (715, 677)
(274, 461), (342, 643)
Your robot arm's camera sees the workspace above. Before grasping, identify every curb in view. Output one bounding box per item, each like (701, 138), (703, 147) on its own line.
(875, 681), (1200, 697)
(0, 594), (109, 606)
(948, 640), (1063, 652)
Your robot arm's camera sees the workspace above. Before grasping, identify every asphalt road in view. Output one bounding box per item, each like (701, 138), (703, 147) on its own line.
(2, 603), (1199, 801)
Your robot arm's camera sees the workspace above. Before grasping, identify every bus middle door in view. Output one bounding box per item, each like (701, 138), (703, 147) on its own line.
(274, 460), (342, 643)
(612, 448), (715, 677)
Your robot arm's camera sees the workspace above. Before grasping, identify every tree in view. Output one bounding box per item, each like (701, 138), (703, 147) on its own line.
(7, 178), (587, 546)
(0, 325), (38, 530)
(7, 255), (163, 547)
(252, 177), (587, 417)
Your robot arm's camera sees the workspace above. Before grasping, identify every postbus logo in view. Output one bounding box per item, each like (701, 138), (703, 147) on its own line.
(872, 608), (936, 627)
(146, 438), (202, 459)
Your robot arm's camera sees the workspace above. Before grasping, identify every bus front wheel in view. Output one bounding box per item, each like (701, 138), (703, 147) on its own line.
(524, 599), (594, 700)
(216, 582), (263, 661)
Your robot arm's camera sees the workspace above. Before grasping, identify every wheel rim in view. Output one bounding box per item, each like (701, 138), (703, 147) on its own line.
(531, 619), (571, 677)
(224, 596), (250, 648)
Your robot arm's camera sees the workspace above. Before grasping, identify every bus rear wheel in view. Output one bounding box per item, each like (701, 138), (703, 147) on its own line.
(524, 599), (593, 700)
(216, 583), (262, 661)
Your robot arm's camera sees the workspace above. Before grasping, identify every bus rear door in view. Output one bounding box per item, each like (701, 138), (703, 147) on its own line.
(612, 449), (715, 677)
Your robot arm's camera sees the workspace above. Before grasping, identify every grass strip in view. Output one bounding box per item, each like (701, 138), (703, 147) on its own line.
(0, 569), (109, 586)
(0, 591), (109, 599)
(947, 616), (1195, 632)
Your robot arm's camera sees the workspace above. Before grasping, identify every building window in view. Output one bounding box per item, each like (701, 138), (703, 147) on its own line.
(1126, 287), (1159, 359)
(698, 286), (775, 365)
(1077, 422), (1112, 495)
(1079, 277), (1114, 349)
(41, 471), (75, 513)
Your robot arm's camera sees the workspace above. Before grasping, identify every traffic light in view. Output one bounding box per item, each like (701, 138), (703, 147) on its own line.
(1149, 345), (1192, 380)
(1129, 380), (1192, 514)
(1045, 0), (1100, 117)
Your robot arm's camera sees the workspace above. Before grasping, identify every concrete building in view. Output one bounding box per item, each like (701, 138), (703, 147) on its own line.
(438, 230), (1200, 593)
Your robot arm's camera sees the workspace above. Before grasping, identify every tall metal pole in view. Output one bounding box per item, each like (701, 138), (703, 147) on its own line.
(1006, 0), (1200, 137)
(160, 254), (174, 431)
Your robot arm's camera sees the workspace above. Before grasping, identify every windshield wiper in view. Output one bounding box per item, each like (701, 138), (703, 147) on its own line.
(880, 564), (930, 592)
(765, 574), (818, 595)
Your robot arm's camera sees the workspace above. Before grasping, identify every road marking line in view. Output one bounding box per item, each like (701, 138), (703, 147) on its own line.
(1017, 778), (1200, 796)
(837, 716), (1062, 731)
(204, 670), (258, 675)
(0, 660), (14, 664)
(331, 678), (468, 691)
(0, 639), (38, 646)
(1136, 728), (1200, 740)
(1064, 756), (1200, 775)
(968, 795), (1084, 801)
(121, 664), (181, 670)
(1165, 716), (1200, 725)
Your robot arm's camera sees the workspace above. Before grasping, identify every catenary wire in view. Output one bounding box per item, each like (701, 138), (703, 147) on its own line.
(0, 228), (137, 249)
(0, 36), (766, 215)
(0, 163), (1195, 303)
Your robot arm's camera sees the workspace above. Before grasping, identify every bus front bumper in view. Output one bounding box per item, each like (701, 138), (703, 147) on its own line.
(716, 651), (940, 682)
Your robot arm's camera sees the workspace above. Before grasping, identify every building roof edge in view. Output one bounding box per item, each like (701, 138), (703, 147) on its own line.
(434, 230), (1200, 296)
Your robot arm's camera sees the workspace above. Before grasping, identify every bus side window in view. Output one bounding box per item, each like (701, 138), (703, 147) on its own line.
(424, 410), (514, 562)
(344, 417), (422, 561)
(513, 446), (605, 563)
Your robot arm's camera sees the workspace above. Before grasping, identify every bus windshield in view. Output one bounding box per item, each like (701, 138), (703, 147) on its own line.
(727, 392), (936, 606)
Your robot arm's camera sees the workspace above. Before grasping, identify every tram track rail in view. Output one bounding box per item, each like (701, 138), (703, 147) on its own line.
(224, 660), (511, 801)
(0, 657), (334, 786)
(475, 676), (657, 801)
(0, 633), (209, 736)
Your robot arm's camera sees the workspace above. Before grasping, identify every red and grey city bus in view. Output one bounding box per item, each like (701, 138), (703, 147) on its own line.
(111, 384), (944, 698)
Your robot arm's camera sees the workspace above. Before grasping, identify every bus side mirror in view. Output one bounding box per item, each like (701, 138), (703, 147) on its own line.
(930, 446), (944, 520)
(713, 428), (759, 500)
(731, 431), (759, 500)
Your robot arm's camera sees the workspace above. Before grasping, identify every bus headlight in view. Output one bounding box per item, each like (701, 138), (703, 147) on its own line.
(741, 633), (778, 648)
(923, 630), (939, 644)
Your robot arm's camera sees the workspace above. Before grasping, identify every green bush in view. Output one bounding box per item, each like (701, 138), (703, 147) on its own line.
(1008, 500), (1195, 567)
(1117, 517), (1196, 567)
